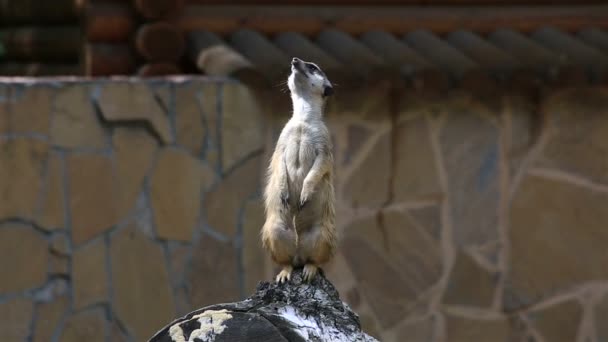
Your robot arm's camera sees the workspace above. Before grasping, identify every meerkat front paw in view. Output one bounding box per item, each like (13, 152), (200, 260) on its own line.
(299, 187), (313, 211)
(275, 265), (293, 283)
(302, 264), (319, 283)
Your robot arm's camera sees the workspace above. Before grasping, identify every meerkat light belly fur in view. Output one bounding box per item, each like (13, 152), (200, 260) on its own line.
(261, 57), (337, 283)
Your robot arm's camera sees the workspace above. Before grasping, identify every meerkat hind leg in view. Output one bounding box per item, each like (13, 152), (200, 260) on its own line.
(276, 265), (293, 283)
(302, 263), (319, 283)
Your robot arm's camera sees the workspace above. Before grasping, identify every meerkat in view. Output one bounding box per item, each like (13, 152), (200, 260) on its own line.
(261, 57), (337, 284)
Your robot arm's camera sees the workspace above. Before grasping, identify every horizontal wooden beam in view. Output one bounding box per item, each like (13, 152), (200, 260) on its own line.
(178, 5), (608, 35)
(187, 0), (606, 5)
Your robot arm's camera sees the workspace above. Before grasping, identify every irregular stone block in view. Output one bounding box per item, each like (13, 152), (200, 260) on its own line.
(205, 154), (261, 237)
(35, 152), (65, 231)
(220, 82), (264, 172)
(0, 224), (48, 293)
(96, 82), (172, 143)
(33, 296), (69, 342)
(111, 225), (174, 341)
(440, 111), (500, 246)
(60, 308), (106, 342)
(0, 84), (52, 135)
(67, 153), (119, 245)
(407, 205), (442, 241)
(113, 127), (158, 219)
(529, 299), (582, 342)
(342, 124), (371, 166)
(392, 317), (434, 342)
(536, 88), (608, 185)
(188, 235), (239, 308)
(51, 85), (106, 149)
(342, 210), (442, 329)
(343, 133), (391, 208)
(445, 313), (510, 342)
(0, 297), (34, 341)
(0, 138), (48, 221)
(242, 199), (267, 293)
(443, 251), (497, 308)
(595, 293), (608, 341)
(393, 115), (441, 202)
(151, 148), (212, 241)
(175, 82), (206, 156)
(508, 175), (608, 308)
(73, 238), (108, 310)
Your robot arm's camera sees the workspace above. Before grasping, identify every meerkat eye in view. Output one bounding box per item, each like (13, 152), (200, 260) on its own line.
(307, 64), (318, 72)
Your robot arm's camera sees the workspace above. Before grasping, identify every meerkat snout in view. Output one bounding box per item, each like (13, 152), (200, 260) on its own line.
(288, 57), (333, 99)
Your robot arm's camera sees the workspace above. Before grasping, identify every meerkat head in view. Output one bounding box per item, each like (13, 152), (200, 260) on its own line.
(288, 57), (333, 102)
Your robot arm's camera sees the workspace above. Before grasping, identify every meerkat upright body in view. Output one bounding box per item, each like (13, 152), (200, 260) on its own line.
(262, 57), (337, 283)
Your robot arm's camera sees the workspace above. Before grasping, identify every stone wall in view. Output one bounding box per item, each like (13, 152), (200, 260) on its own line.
(1, 78), (608, 342)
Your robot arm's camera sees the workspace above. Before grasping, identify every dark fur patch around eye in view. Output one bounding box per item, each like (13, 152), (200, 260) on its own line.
(306, 63), (319, 73)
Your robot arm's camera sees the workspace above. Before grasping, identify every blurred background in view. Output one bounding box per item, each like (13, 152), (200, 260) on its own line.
(1, 0), (608, 341)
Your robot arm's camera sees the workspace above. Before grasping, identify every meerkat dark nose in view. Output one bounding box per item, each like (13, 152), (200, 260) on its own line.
(323, 85), (334, 97)
(291, 57), (301, 66)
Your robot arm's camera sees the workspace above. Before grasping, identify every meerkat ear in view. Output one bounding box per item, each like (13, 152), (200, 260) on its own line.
(323, 85), (334, 97)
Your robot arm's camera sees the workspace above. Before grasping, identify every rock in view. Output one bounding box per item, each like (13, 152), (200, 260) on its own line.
(507, 175), (608, 309)
(60, 308), (107, 342)
(529, 299), (583, 342)
(0, 224), (48, 293)
(444, 313), (510, 342)
(175, 83), (206, 156)
(221, 82), (264, 172)
(536, 88), (608, 184)
(113, 127), (159, 219)
(96, 82), (172, 143)
(51, 84), (106, 149)
(341, 210), (442, 329)
(111, 225), (175, 341)
(73, 238), (108, 310)
(0, 297), (34, 341)
(440, 111), (500, 246)
(151, 148), (208, 241)
(343, 132), (391, 208)
(188, 235), (240, 308)
(33, 296), (69, 342)
(0, 84), (52, 135)
(204, 154), (261, 237)
(242, 199), (268, 293)
(35, 152), (66, 231)
(393, 115), (441, 202)
(149, 268), (379, 342)
(0, 138), (48, 221)
(443, 251), (497, 308)
(67, 153), (119, 245)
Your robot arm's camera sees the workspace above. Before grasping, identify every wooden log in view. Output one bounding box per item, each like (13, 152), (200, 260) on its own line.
(134, 0), (184, 20)
(135, 22), (185, 63)
(137, 63), (181, 76)
(84, 43), (135, 75)
(187, 30), (252, 75)
(85, 2), (135, 43)
(0, 63), (81, 76)
(0, 27), (81, 62)
(187, 0), (606, 4)
(148, 268), (378, 342)
(178, 5), (608, 35)
(0, 0), (83, 24)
